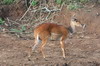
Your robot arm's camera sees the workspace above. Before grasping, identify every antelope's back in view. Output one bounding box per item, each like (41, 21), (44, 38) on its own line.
(34, 23), (68, 39)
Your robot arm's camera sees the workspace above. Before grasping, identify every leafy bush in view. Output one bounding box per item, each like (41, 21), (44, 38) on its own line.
(67, 3), (82, 10)
(55, 0), (62, 4)
(79, 0), (89, 3)
(0, 18), (5, 25)
(20, 25), (26, 32)
(10, 29), (22, 33)
(64, 0), (89, 4)
(2, 0), (14, 5)
(31, 0), (38, 6)
(10, 25), (26, 33)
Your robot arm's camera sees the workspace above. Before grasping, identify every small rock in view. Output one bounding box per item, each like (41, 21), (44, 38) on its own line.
(63, 63), (68, 66)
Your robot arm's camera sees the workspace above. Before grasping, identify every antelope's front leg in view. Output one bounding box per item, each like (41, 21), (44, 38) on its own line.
(40, 40), (47, 58)
(60, 40), (65, 58)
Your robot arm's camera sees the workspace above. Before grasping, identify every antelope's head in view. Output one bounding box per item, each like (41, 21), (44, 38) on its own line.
(70, 14), (86, 33)
(71, 18), (85, 27)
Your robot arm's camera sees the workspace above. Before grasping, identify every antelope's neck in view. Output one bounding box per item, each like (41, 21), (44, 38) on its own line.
(67, 25), (76, 34)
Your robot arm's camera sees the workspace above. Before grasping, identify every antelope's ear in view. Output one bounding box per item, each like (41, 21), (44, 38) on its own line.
(71, 18), (77, 21)
(71, 13), (76, 18)
(72, 14), (76, 17)
(71, 13), (78, 22)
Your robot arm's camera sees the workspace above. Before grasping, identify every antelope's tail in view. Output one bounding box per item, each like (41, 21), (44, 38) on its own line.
(32, 34), (41, 51)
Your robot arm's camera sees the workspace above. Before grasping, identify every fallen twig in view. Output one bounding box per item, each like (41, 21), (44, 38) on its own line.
(19, 0), (33, 21)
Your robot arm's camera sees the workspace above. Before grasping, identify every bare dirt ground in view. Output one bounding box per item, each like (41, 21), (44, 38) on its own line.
(0, 5), (100, 66)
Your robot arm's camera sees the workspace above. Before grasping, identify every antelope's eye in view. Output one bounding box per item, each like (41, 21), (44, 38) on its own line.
(73, 18), (78, 22)
(74, 19), (77, 21)
(76, 21), (79, 23)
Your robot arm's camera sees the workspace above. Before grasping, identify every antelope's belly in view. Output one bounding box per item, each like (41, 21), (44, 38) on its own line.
(49, 33), (62, 41)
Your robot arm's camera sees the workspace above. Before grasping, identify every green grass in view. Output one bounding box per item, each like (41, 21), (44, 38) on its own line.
(31, 0), (38, 6)
(79, 0), (89, 3)
(0, 18), (5, 25)
(67, 3), (82, 10)
(55, 0), (62, 4)
(10, 25), (26, 33)
(2, 0), (14, 5)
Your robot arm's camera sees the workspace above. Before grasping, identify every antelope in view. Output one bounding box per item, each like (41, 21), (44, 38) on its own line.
(32, 15), (85, 58)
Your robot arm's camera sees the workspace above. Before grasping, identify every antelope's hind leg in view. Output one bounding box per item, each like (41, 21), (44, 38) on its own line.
(60, 36), (66, 58)
(28, 34), (41, 58)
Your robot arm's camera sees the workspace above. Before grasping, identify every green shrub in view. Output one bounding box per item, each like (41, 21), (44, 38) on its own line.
(55, 0), (62, 4)
(10, 29), (22, 33)
(64, 0), (89, 4)
(20, 25), (26, 32)
(67, 3), (82, 10)
(0, 18), (5, 25)
(79, 0), (89, 3)
(10, 25), (26, 33)
(3, 0), (14, 5)
(31, 0), (38, 6)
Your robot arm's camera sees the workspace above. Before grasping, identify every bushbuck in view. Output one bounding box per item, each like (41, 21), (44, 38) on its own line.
(32, 15), (85, 58)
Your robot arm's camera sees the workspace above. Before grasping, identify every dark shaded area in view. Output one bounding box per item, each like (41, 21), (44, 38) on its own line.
(0, 0), (27, 20)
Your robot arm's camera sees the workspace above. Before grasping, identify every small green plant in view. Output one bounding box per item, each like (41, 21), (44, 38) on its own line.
(10, 29), (22, 33)
(67, 3), (82, 10)
(20, 25), (26, 32)
(0, 18), (5, 25)
(31, 0), (38, 6)
(10, 25), (26, 33)
(79, 0), (89, 3)
(55, 0), (62, 4)
(64, 0), (89, 4)
(3, 0), (14, 5)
